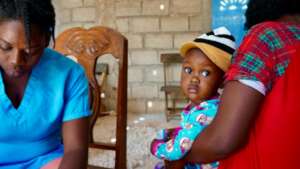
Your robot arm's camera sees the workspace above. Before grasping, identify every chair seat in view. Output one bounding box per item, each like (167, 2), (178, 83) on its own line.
(89, 142), (115, 150)
(88, 165), (111, 169)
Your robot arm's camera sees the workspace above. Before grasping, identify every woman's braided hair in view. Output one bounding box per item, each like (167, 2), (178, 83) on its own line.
(245, 0), (300, 29)
(0, 0), (56, 47)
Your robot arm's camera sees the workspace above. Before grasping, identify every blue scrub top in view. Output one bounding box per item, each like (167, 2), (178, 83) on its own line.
(0, 48), (91, 168)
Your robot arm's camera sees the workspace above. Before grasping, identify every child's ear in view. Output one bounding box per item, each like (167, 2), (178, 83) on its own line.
(219, 73), (226, 89)
(217, 88), (224, 95)
(219, 82), (225, 89)
(216, 80), (225, 95)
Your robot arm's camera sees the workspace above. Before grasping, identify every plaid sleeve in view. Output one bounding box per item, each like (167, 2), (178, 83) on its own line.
(226, 23), (280, 93)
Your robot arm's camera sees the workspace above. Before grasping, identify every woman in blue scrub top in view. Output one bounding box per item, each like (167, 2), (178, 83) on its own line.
(0, 0), (91, 168)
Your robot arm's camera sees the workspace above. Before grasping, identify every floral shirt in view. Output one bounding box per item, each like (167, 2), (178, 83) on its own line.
(151, 97), (219, 169)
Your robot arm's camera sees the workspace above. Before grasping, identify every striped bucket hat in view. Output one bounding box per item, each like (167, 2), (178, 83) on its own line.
(180, 27), (236, 72)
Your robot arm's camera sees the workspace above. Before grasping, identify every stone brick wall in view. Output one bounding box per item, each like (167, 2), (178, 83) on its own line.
(53, 0), (212, 114)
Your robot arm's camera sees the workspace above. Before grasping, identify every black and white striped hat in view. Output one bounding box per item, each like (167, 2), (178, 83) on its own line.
(180, 27), (236, 71)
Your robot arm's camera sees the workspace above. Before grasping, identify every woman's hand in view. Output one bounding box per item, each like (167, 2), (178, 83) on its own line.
(164, 159), (185, 169)
(59, 117), (90, 169)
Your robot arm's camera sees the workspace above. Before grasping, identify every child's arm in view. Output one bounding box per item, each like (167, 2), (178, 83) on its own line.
(150, 127), (182, 157)
(152, 103), (218, 161)
(153, 122), (204, 160)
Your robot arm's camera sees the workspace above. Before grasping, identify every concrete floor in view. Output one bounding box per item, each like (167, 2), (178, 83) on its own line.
(88, 112), (179, 169)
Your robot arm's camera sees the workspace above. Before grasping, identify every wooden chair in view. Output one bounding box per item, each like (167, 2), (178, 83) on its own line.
(160, 53), (187, 121)
(95, 63), (109, 114)
(55, 26), (128, 169)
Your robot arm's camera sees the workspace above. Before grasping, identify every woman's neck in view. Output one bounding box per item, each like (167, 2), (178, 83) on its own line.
(2, 71), (30, 107)
(2, 71), (29, 89)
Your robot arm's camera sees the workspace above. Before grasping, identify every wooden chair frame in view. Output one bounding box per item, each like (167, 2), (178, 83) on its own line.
(55, 26), (128, 169)
(160, 53), (187, 121)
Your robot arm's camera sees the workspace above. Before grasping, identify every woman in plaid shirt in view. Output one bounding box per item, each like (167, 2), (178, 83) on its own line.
(167, 0), (300, 168)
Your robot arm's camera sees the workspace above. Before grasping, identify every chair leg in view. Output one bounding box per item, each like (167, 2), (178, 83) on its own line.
(164, 92), (170, 122)
(171, 98), (176, 119)
(115, 148), (126, 169)
(115, 108), (127, 169)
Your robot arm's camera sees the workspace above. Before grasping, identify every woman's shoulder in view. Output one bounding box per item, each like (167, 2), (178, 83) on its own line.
(34, 48), (87, 91)
(239, 21), (300, 52)
(41, 48), (85, 75)
(252, 21), (285, 28)
(247, 21), (300, 37)
(43, 48), (81, 66)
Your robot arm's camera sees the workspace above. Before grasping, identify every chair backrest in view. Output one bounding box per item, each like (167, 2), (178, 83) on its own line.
(55, 26), (128, 169)
(160, 53), (187, 121)
(160, 53), (183, 87)
(160, 53), (183, 63)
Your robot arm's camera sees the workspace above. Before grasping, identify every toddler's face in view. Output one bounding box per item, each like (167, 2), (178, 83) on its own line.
(181, 48), (224, 105)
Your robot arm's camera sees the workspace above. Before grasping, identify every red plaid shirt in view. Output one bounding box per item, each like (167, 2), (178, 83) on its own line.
(226, 21), (300, 93)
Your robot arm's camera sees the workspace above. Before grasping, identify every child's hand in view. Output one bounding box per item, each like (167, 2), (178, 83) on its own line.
(166, 127), (182, 140)
(165, 128), (176, 139)
(154, 127), (182, 141)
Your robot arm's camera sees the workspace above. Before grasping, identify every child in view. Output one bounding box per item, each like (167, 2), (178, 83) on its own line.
(150, 27), (236, 169)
